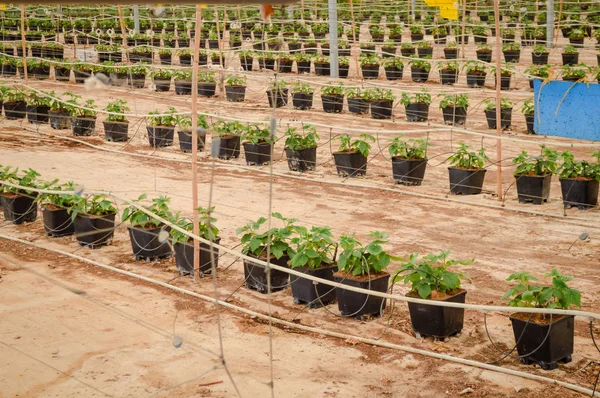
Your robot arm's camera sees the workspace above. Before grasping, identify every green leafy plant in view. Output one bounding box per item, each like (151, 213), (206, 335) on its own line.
(502, 42), (521, 52)
(290, 82), (314, 95)
(362, 88), (395, 102)
(388, 136), (429, 160)
(198, 71), (216, 83)
(4, 87), (26, 103)
(36, 181), (79, 209)
(212, 120), (244, 137)
(0, 168), (42, 195)
(335, 133), (376, 157)
(170, 206), (220, 245)
(447, 143), (490, 169)
(439, 93), (469, 109)
(241, 123), (273, 144)
(236, 212), (298, 260)
(561, 64), (588, 80)
(321, 82), (345, 96)
(104, 99), (130, 123)
(147, 107), (178, 127)
(337, 231), (399, 276)
(400, 89), (432, 106)
(225, 74), (247, 86)
(70, 194), (117, 219)
(290, 226), (336, 269)
(409, 58), (431, 72)
(533, 44), (548, 54)
(382, 58), (404, 69)
(558, 150), (600, 181)
(64, 94), (97, 118)
(503, 270), (581, 309)
(121, 194), (173, 228)
(563, 44), (579, 55)
(176, 114), (209, 131)
(393, 251), (473, 299)
(525, 64), (550, 79)
(513, 146), (559, 176)
(284, 124), (319, 150)
(522, 98), (535, 115)
(150, 69), (173, 80)
(484, 97), (513, 111)
(438, 61), (459, 72)
(27, 91), (52, 107)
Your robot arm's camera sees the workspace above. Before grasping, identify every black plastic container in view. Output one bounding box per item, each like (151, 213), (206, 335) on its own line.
(147, 126), (175, 147)
(561, 53), (579, 65)
(285, 147), (317, 172)
(448, 167), (487, 195)
(315, 62), (331, 76)
(4, 101), (26, 120)
(225, 85), (246, 102)
(153, 79), (171, 92)
(497, 75), (512, 90)
(49, 110), (71, 130)
(291, 265), (337, 308)
(177, 130), (206, 152)
(198, 82), (216, 97)
(174, 239), (221, 277)
(1, 193), (37, 224)
(444, 48), (458, 59)
(26, 105), (50, 124)
(410, 67), (429, 82)
(361, 64), (379, 79)
(215, 136), (241, 159)
(41, 206), (75, 237)
(510, 314), (574, 370)
(72, 117), (96, 137)
(128, 225), (172, 261)
(441, 106), (468, 126)
(392, 158), (427, 186)
(440, 69), (458, 85)
(476, 50), (492, 62)
(103, 121), (129, 142)
(243, 142), (272, 165)
(334, 272), (389, 319)
(130, 74), (146, 89)
(559, 178), (599, 209)
(347, 97), (369, 114)
(74, 213), (116, 248)
(296, 60), (311, 74)
(266, 88), (288, 108)
(515, 174), (552, 204)
(466, 72), (486, 87)
(291, 92), (313, 110)
(407, 290), (466, 338)
(503, 50), (520, 63)
(532, 52), (549, 65)
(405, 103), (429, 122)
(322, 95), (344, 113)
(417, 47), (433, 58)
(384, 67), (403, 81)
(333, 151), (367, 177)
(55, 67), (71, 82)
(485, 108), (512, 129)
(243, 254), (290, 294)
(371, 100), (393, 119)
(525, 114), (535, 133)
(174, 80), (192, 95)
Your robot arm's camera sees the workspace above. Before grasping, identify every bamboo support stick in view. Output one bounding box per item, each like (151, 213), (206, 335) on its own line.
(191, 4), (202, 280)
(493, 0), (503, 201)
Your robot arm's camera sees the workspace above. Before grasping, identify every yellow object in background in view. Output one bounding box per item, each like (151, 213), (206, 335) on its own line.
(423, 0), (458, 20)
(0, 4), (6, 10)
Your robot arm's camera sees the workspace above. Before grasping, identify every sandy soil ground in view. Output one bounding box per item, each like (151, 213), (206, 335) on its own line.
(0, 24), (600, 398)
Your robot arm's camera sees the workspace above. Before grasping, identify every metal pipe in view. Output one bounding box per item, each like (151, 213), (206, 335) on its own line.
(547, 0), (555, 48)
(133, 4), (140, 34)
(328, 0), (339, 78)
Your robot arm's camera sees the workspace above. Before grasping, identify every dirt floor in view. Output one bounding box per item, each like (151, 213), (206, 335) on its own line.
(1, 24), (600, 397)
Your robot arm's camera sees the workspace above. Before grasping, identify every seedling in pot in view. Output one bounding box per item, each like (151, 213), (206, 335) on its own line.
(337, 231), (400, 276)
(439, 93), (469, 109)
(448, 143), (489, 169)
(388, 136), (429, 160)
(513, 146), (558, 176)
(225, 74), (247, 87)
(483, 97), (513, 111)
(400, 89), (432, 106)
(104, 99), (130, 123)
(335, 133), (375, 157)
(171, 206), (219, 245)
(121, 194), (174, 228)
(289, 226), (336, 269)
(284, 124), (319, 150)
(236, 212), (298, 260)
(147, 107), (178, 127)
(241, 123), (274, 144)
(69, 194), (117, 219)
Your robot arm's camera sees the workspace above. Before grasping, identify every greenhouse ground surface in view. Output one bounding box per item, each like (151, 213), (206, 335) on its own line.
(1, 37), (600, 397)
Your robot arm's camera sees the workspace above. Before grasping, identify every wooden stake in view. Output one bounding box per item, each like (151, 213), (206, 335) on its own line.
(191, 4), (202, 280)
(556, 0), (563, 46)
(215, 5), (224, 70)
(117, 5), (128, 60)
(20, 5), (28, 91)
(493, 0), (503, 201)
(460, 0), (467, 58)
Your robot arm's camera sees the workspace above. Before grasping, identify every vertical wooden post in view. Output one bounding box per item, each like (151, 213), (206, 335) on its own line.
(117, 6), (128, 60)
(215, 5), (223, 69)
(493, 0), (503, 200)
(191, 4), (202, 280)
(461, 0), (467, 58)
(20, 5), (28, 88)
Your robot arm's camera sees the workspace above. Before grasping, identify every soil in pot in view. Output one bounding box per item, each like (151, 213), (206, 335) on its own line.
(407, 289), (466, 338)
(510, 314), (574, 370)
(215, 135), (241, 159)
(405, 103), (429, 122)
(333, 151), (367, 177)
(174, 238), (221, 277)
(448, 167), (487, 195)
(292, 92), (313, 110)
(266, 88), (288, 108)
(128, 225), (172, 261)
(322, 95), (344, 113)
(42, 205), (75, 237)
(334, 271), (390, 319)
(441, 106), (468, 126)
(559, 178), (599, 209)
(74, 213), (116, 249)
(72, 117), (97, 137)
(225, 85), (246, 102)
(177, 130), (206, 152)
(485, 108), (512, 129)
(370, 100), (393, 119)
(244, 254), (290, 294)
(49, 110), (71, 130)
(147, 126), (175, 147)
(285, 147), (317, 172)
(4, 101), (26, 120)
(515, 174), (552, 204)
(243, 142), (272, 165)
(392, 158), (427, 186)
(1, 193), (38, 224)
(103, 121), (129, 142)
(26, 105), (50, 124)
(291, 264), (337, 308)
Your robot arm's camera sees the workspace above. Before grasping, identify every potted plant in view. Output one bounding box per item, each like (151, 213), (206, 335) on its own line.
(70, 194), (117, 248)
(558, 150), (600, 209)
(345, 88), (368, 115)
(502, 270), (581, 369)
(561, 64), (588, 82)
(224, 74), (247, 102)
(290, 82), (314, 110)
(177, 49), (192, 66)
(332, 133), (375, 177)
(359, 54), (381, 80)
(103, 99), (130, 142)
(290, 226), (338, 307)
(394, 251), (473, 337)
(72, 63), (99, 84)
(491, 63), (515, 90)
(149, 69), (172, 92)
(237, 50), (254, 71)
(409, 58), (431, 83)
(388, 136), (429, 186)
(121, 194), (173, 261)
(3, 87), (26, 120)
(26, 58), (51, 80)
(472, 25), (488, 44)
(176, 114), (208, 153)
(475, 43), (492, 63)
(526, 65), (550, 89)
(48, 91), (72, 130)
(158, 47), (173, 65)
(568, 28), (585, 47)
(26, 90), (51, 124)
(0, 168), (41, 224)
(284, 124), (319, 172)
(417, 41), (433, 58)
(212, 120), (243, 159)
(314, 55), (331, 76)
(400, 43), (416, 57)
(447, 143), (489, 195)
(236, 213), (297, 293)
(241, 123), (273, 166)
(439, 93), (469, 126)
(512, 146), (559, 204)
(171, 207), (221, 277)
(64, 94), (98, 137)
(198, 71), (217, 97)
(400, 89), (432, 122)
(381, 40), (396, 58)
(409, 24), (424, 41)
(294, 53), (312, 74)
(531, 44), (549, 65)
(363, 88), (395, 119)
(438, 61), (459, 85)
(334, 232), (398, 319)
(562, 45), (580, 66)
(266, 80), (288, 108)
(173, 69), (192, 95)
(444, 41), (458, 59)
(382, 58), (403, 81)
(484, 98), (513, 130)
(36, 181), (78, 237)
(321, 82), (345, 113)
(146, 107), (177, 147)
(54, 59), (72, 82)
(522, 98), (535, 133)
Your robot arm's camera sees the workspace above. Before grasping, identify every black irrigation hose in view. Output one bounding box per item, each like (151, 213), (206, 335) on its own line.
(590, 320), (600, 397)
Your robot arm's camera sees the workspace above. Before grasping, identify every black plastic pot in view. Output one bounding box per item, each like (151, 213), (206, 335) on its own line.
(198, 82), (216, 97)
(441, 106), (468, 126)
(532, 52), (549, 65)
(174, 80), (192, 95)
(225, 85), (246, 102)
(215, 135), (241, 159)
(525, 114), (535, 134)
(401, 48), (416, 57)
(448, 167), (487, 195)
(174, 239), (221, 277)
(42, 205), (75, 237)
(147, 126), (175, 147)
(266, 88), (288, 108)
(159, 54), (172, 65)
(74, 213), (116, 249)
(291, 264), (337, 308)
(392, 158), (427, 186)
(347, 97), (369, 114)
(296, 60), (311, 74)
(384, 67), (403, 81)
(497, 75), (512, 90)
(292, 92), (313, 110)
(72, 117), (96, 137)
(177, 130), (206, 152)
(1, 193), (37, 224)
(561, 53), (579, 65)
(49, 110), (71, 130)
(128, 225), (172, 261)
(476, 50), (492, 62)
(55, 67), (71, 82)
(98, 119), (128, 142)
(110, 73), (128, 87)
(26, 105), (50, 124)
(370, 100), (393, 119)
(440, 69), (458, 85)
(322, 94), (344, 113)
(510, 314), (574, 370)
(73, 70), (89, 84)
(361, 64), (380, 79)
(411, 33), (424, 42)
(503, 50), (520, 63)
(444, 48), (458, 59)
(4, 101), (26, 120)
(485, 108), (512, 129)
(417, 47), (433, 58)
(243, 142), (272, 165)
(285, 147), (317, 172)
(515, 174), (551, 204)
(407, 290), (466, 338)
(243, 254), (290, 294)
(314, 62), (330, 76)
(333, 151), (367, 177)
(240, 57), (254, 71)
(405, 103), (429, 122)
(410, 67), (429, 82)
(334, 272), (389, 319)
(28, 66), (50, 80)
(179, 54), (191, 65)
(466, 72), (486, 88)
(560, 178), (599, 209)
(153, 79), (171, 92)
